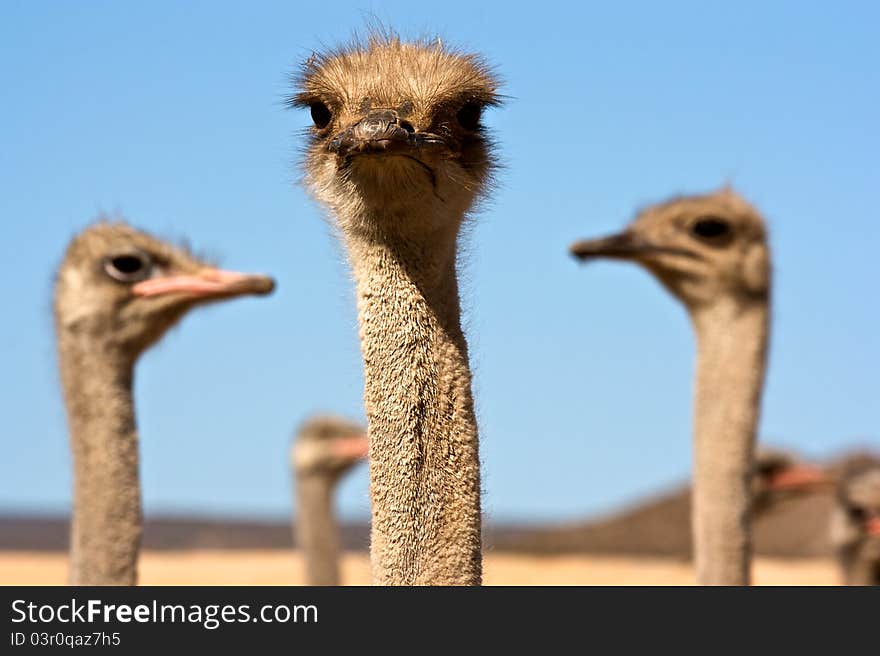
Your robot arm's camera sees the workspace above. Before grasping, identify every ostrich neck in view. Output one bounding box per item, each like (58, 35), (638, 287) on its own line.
(839, 539), (880, 585)
(845, 559), (880, 586)
(690, 297), (769, 585)
(346, 230), (482, 585)
(58, 336), (141, 585)
(295, 472), (341, 586)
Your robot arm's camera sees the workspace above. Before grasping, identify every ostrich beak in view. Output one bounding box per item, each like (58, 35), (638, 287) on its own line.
(132, 268), (275, 299)
(866, 516), (880, 537)
(329, 109), (415, 156)
(331, 434), (370, 460)
(569, 232), (698, 263)
(569, 232), (643, 261)
(764, 464), (830, 491)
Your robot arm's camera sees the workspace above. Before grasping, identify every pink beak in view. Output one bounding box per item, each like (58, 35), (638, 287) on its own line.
(765, 464), (829, 491)
(132, 268), (275, 298)
(331, 434), (370, 460)
(866, 516), (880, 537)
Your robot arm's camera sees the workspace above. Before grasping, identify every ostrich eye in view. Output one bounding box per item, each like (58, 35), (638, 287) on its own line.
(104, 252), (152, 283)
(691, 217), (732, 241)
(456, 102), (482, 131)
(847, 505), (867, 522)
(310, 102), (332, 129)
(757, 463), (781, 477)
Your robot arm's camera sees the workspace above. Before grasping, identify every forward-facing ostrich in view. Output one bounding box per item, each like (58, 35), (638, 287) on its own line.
(570, 188), (771, 585)
(830, 458), (880, 585)
(292, 33), (500, 585)
(291, 415), (369, 585)
(55, 221), (274, 585)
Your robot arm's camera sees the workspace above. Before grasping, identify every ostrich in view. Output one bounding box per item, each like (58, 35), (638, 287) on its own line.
(751, 448), (829, 514)
(490, 448), (828, 556)
(291, 415), (369, 585)
(291, 33), (500, 585)
(54, 221), (274, 585)
(830, 458), (880, 585)
(570, 188), (771, 585)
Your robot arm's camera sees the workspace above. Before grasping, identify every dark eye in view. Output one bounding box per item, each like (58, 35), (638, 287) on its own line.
(310, 102), (332, 129)
(691, 217), (731, 240)
(104, 252), (152, 283)
(847, 505), (867, 522)
(456, 102), (482, 131)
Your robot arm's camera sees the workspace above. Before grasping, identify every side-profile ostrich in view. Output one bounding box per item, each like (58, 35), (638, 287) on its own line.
(292, 33), (500, 585)
(291, 415), (369, 585)
(54, 221), (274, 585)
(491, 448), (828, 556)
(570, 188), (771, 585)
(751, 448), (829, 514)
(830, 458), (880, 585)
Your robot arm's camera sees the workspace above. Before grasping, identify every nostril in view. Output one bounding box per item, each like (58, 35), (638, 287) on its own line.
(398, 120), (415, 134)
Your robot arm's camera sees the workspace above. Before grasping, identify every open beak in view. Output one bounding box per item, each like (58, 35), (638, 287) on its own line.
(331, 434), (370, 460)
(765, 464), (830, 491)
(866, 516), (880, 537)
(132, 268), (275, 299)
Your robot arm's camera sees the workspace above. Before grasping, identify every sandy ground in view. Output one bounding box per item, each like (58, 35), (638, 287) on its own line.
(0, 550), (839, 585)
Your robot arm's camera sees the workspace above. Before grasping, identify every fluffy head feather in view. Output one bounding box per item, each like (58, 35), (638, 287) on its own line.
(292, 31), (501, 240)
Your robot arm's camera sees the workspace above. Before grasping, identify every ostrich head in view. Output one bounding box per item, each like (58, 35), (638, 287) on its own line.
(570, 188), (770, 308)
(291, 33), (500, 241)
(291, 415), (369, 482)
(833, 460), (880, 551)
(751, 449), (829, 513)
(55, 221), (275, 359)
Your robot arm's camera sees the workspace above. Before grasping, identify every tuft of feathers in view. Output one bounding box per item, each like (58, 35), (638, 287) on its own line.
(289, 28), (501, 118)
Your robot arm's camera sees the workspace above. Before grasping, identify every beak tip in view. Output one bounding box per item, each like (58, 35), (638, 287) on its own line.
(255, 277), (276, 296)
(568, 242), (589, 261)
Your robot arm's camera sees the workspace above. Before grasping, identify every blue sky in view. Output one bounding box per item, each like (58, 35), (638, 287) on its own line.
(1, 1), (877, 522)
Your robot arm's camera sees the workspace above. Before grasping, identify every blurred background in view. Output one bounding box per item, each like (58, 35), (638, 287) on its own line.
(1, 1), (877, 582)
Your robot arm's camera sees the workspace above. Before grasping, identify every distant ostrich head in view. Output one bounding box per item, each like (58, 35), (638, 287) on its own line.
(751, 449), (828, 512)
(55, 222), (275, 358)
(291, 33), (500, 240)
(833, 461), (880, 550)
(570, 188), (770, 308)
(292, 415), (369, 482)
